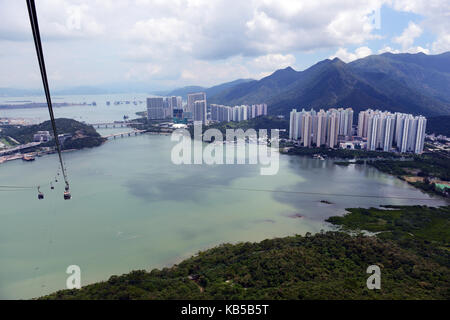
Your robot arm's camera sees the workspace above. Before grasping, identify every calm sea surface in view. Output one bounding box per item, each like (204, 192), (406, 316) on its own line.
(0, 94), (446, 299)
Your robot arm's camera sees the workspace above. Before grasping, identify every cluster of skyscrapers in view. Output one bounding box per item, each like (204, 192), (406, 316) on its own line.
(289, 108), (354, 148)
(147, 91), (267, 124)
(289, 107), (427, 154)
(146, 96), (182, 120)
(358, 109), (427, 153)
(147, 92), (206, 122)
(210, 104), (268, 122)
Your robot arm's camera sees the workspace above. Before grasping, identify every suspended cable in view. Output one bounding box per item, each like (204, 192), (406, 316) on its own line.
(173, 183), (442, 201)
(0, 185), (35, 189)
(26, 0), (70, 194)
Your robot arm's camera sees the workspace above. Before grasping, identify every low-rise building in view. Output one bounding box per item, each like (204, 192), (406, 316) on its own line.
(33, 131), (52, 142)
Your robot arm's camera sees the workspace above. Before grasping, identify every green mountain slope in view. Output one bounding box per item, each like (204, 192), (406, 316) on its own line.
(166, 79), (254, 101)
(208, 52), (450, 118)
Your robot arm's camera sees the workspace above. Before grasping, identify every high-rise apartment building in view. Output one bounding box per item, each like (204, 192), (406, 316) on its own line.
(314, 110), (328, 147)
(289, 107), (352, 148)
(358, 109), (426, 154)
(147, 97), (166, 120)
(193, 100), (207, 123)
(326, 112), (339, 148)
(147, 96), (182, 120)
(187, 92), (206, 116)
(211, 104), (267, 123)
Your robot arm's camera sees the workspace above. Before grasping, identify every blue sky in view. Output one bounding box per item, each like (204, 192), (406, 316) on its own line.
(0, 0), (449, 91)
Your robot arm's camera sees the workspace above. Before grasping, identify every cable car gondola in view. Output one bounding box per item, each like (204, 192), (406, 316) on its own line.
(64, 191), (71, 200)
(27, 0), (73, 201)
(64, 184), (71, 200)
(37, 186), (44, 200)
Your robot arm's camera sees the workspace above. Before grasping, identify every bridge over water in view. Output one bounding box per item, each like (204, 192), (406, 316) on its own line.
(88, 121), (142, 129)
(102, 129), (146, 140)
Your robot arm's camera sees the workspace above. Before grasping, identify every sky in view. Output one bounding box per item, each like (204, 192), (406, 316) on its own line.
(0, 0), (449, 92)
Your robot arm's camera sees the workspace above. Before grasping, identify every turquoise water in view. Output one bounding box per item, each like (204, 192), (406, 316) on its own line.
(0, 95), (446, 299)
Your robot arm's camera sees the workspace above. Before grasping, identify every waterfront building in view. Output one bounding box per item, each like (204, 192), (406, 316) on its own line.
(302, 112), (312, 147)
(146, 96), (182, 120)
(33, 131), (52, 142)
(358, 109), (426, 154)
(167, 96), (182, 109)
(314, 110), (327, 147)
(147, 97), (166, 120)
(289, 107), (352, 148)
(338, 108), (353, 137)
(414, 116), (427, 154)
(326, 111), (339, 148)
(187, 92), (206, 116)
(357, 109), (374, 138)
(211, 104), (267, 123)
(193, 100), (207, 123)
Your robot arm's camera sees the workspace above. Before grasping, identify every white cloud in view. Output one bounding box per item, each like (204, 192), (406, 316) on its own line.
(378, 46), (400, 54)
(432, 34), (450, 54)
(389, 21), (431, 54)
(329, 46), (373, 62)
(406, 46), (430, 54)
(391, 0), (450, 54)
(0, 0), (448, 89)
(250, 54), (296, 70)
(242, 0), (385, 55)
(393, 21), (423, 50)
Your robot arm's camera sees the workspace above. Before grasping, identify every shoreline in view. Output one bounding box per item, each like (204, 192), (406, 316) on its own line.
(283, 146), (449, 199)
(37, 204), (450, 300)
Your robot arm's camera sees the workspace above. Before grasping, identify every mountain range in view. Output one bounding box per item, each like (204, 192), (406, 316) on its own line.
(162, 79), (254, 99)
(200, 52), (450, 118)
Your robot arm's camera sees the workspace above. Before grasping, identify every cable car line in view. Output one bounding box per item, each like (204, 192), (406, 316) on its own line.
(174, 183), (442, 201)
(26, 0), (70, 200)
(0, 185), (35, 189)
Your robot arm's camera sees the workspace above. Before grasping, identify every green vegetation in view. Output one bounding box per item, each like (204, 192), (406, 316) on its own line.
(0, 137), (16, 147)
(0, 118), (105, 150)
(210, 53), (450, 118)
(286, 145), (449, 197)
(365, 152), (450, 197)
(286, 146), (408, 159)
(367, 154), (450, 181)
(41, 204), (450, 300)
(327, 206), (450, 244)
(326, 205), (450, 268)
